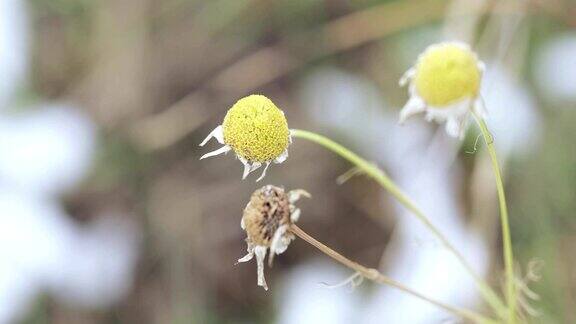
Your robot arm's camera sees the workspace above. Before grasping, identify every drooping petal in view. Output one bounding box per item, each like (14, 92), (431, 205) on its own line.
(473, 98), (488, 119)
(199, 145), (231, 160)
(288, 189), (311, 204)
(290, 208), (301, 223)
(477, 61), (486, 73)
(399, 96), (426, 124)
(249, 162), (262, 178)
(274, 149), (289, 164)
(268, 225), (290, 266)
(445, 116), (465, 138)
(238, 251), (254, 263)
(399, 68), (415, 87)
(254, 246), (268, 290)
(238, 240), (255, 262)
(239, 157), (252, 179)
(256, 162), (271, 182)
(239, 157), (263, 180)
(199, 125), (224, 146)
(277, 231), (294, 255)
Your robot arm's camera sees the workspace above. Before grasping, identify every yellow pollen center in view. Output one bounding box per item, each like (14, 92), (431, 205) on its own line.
(414, 43), (481, 107)
(222, 95), (290, 163)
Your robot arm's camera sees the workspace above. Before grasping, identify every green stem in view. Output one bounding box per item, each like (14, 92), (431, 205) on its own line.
(291, 128), (507, 319)
(472, 113), (516, 323)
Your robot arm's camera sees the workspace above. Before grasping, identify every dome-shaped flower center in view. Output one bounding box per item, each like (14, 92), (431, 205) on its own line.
(223, 95), (290, 163)
(414, 43), (481, 107)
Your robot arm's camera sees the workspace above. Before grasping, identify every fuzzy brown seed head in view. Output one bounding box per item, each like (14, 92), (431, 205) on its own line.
(242, 185), (291, 247)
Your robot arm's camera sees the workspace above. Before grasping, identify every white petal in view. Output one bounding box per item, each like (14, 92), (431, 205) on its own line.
(270, 225), (292, 260)
(199, 145), (231, 160)
(473, 98), (488, 119)
(274, 149), (289, 164)
(290, 208), (301, 223)
(238, 252), (254, 263)
(254, 246), (268, 290)
(268, 225), (287, 267)
(250, 161), (262, 175)
(445, 117), (465, 138)
(477, 61), (486, 73)
(399, 68), (415, 87)
(288, 189), (311, 204)
(239, 157), (263, 180)
(240, 217), (245, 230)
(424, 112), (436, 122)
(256, 162), (271, 182)
(199, 125), (224, 146)
(270, 225), (287, 254)
(399, 96), (426, 124)
(277, 232), (294, 255)
(239, 157), (251, 179)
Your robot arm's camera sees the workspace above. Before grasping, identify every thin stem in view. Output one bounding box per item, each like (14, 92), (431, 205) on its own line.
(472, 113), (516, 323)
(290, 128), (507, 318)
(290, 224), (497, 324)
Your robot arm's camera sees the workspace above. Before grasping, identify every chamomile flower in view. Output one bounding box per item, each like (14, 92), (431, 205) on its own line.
(199, 95), (291, 181)
(238, 185), (310, 290)
(399, 42), (487, 138)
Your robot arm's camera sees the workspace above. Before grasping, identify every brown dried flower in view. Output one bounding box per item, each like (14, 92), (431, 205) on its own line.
(238, 185), (310, 290)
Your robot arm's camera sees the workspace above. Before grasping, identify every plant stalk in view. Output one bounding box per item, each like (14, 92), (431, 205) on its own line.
(472, 113), (516, 323)
(291, 128), (507, 318)
(290, 224), (497, 324)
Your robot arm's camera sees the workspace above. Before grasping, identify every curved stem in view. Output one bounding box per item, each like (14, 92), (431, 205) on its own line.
(472, 113), (516, 323)
(290, 224), (497, 324)
(290, 128), (507, 318)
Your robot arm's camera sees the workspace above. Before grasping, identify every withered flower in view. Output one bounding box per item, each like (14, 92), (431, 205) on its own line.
(238, 185), (310, 290)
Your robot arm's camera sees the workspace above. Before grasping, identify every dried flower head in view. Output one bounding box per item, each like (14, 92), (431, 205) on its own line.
(399, 41), (487, 138)
(238, 185), (310, 290)
(199, 95), (291, 181)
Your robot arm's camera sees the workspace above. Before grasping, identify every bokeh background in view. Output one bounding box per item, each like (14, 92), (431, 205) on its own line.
(0, 0), (575, 323)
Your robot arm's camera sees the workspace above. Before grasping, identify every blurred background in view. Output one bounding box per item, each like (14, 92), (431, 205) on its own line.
(0, 0), (575, 323)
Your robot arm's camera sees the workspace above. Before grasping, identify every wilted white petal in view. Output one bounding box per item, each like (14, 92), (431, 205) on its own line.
(399, 68), (415, 87)
(274, 149), (289, 164)
(256, 162), (271, 182)
(240, 158), (263, 180)
(199, 125), (224, 146)
(473, 98), (488, 119)
(477, 61), (486, 73)
(250, 162), (262, 174)
(445, 117), (463, 138)
(290, 208), (301, 223)
(288, 189), (311, 204)
(238, 252), (254, 263)
(274, 238), (291, 256)
(199, 145), (231, 160)
(254, 246), (268, 290)
(270, 225), (289, 256)
(268, 225), (289, 266)
(399, 97), (426, 124)
(425, 110), (438, 122)
(240, 157), (251, 179)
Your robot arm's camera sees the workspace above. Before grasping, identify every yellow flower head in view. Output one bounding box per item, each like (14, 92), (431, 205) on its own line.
(413, 43), (481, 107)
(199, 95), (291, 181)
(223, 95), (290, 163)
(399, 42), (486, 138)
